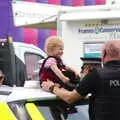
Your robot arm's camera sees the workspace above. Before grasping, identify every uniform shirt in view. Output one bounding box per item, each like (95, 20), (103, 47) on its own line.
(76, 68), (101, 96)
(76, 68), (101, 120)
(76, 60), (120, 97)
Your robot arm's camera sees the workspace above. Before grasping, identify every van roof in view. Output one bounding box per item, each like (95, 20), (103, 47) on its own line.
(0, 86), (57, 102)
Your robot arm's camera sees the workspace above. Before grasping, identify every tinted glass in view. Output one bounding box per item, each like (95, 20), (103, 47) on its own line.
(37, 106), (54, 120)
(24, 53), (44, 80)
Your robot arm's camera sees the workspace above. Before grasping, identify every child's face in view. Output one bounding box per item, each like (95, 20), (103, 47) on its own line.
(52, 46), (64, 58)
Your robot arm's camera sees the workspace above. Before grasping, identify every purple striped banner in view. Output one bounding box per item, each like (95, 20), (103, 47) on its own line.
(48, 0), (60, 5)
(36, 0), (48, 3)
(95, 0), (105, 5)
(23, 28), (38, 45)
(37, 29), (49, 50)
(60, 0), (72, 6)
(72, 0), (84, 6)
(85, 0), (95, 5)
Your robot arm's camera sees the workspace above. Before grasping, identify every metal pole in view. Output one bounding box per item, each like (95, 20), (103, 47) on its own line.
(57, 11), (66, 37)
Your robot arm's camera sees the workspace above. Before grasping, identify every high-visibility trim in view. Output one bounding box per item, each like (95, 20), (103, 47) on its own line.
(0, 102), (17, 120)
(25, 103), (45, 120)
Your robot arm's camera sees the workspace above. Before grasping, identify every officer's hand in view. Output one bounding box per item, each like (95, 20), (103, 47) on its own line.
(41, 79), (54, 92)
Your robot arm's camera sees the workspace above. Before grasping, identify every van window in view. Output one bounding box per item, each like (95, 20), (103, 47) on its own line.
(24, 53), (44, 80)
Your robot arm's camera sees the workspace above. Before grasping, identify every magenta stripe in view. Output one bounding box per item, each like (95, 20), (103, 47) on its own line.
(72, 0), (84, 6)
(95, 0), (106, 5)
(49, 29), (57, 36)
(72, 0), (81, 6)
(80, 0), (85, 5)
(23, 28), (38, 46)
(48, 0), (60, 5)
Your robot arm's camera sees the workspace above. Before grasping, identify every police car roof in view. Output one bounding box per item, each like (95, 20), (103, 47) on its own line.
(0, 86), (57, 102)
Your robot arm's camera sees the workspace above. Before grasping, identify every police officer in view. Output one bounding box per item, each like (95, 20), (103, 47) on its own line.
(80, 57), (101, 120)
(42, 40), (120, 120)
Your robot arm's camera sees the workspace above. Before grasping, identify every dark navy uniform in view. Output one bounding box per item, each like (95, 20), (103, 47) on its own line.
(80, 57), (101, 120)
(76, 60), (120, 120)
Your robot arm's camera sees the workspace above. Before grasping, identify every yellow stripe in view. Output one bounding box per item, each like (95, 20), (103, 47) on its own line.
(0, 102), (17, 120)
(25, 103), (45, 120)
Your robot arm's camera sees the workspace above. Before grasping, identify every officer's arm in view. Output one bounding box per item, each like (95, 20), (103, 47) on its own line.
(53, 86), (83, 104)
(42, 80), (84, 104)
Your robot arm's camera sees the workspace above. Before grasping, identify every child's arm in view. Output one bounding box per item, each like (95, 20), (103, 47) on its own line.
(45, 57), (70, 83)
(51, 64), (70, 83)
(65, 65), (80, 77)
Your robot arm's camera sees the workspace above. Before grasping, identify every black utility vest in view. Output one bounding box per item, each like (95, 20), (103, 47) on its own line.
(39, 56), (65, 84)
(95, 62), (120, 120)
(39, 56), (77, 90)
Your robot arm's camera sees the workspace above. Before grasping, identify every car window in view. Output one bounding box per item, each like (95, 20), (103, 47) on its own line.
(37, 106), (54, 120)
(24, 53), (44, 81)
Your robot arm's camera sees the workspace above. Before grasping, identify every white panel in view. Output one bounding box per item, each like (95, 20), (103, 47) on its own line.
(60, 10), (120, 21)
(12, 1), (72, 27)
(60, 19), (120, 71)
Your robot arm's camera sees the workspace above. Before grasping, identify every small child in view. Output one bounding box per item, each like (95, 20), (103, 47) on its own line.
(39, 36), (79, 90)
(40, 36), (79, 120)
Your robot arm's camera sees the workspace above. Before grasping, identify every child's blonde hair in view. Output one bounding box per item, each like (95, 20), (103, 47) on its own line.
(44, 36), (64, 55)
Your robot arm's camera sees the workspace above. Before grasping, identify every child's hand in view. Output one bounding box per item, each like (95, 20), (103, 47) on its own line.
(41, 79), (54, 92)
(63, 77), (70, 83)
(74, 71), (81, 78)
(55, 83), (61, 88)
